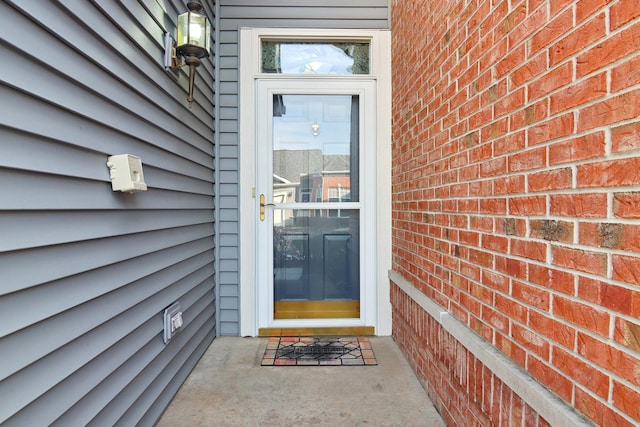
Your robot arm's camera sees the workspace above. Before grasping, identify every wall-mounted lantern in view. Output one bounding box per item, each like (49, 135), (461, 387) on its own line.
(164, 1), (211, 107)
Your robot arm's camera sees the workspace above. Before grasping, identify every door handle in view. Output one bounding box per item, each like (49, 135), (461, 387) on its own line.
(259, 194), (276, 221)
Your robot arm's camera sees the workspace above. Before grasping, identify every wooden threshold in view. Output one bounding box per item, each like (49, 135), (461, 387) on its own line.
(274, 300), (360, 319)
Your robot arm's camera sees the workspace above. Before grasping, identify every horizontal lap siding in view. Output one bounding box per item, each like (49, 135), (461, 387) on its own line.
(216, 0), (389, 336)
(0, 0), (215, 425)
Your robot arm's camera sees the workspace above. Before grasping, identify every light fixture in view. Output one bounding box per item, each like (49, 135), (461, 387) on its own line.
(164, 1), (211, 107)
(311, 121), (320, 136)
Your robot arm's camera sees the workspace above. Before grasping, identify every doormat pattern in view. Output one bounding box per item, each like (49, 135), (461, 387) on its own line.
(261, 337), (377, 366)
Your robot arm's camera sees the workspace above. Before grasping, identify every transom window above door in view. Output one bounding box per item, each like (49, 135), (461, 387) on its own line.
(261, 41), (370, 74)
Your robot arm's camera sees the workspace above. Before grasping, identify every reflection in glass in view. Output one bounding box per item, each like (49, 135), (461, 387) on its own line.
(270, 93), (361, 318)
(273, 210), (360, 302)
(272, 94), (359, 204)
(262, 41), (370, 74)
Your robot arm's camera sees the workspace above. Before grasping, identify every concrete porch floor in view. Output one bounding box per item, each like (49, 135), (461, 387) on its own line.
(157, 336), (446, 426)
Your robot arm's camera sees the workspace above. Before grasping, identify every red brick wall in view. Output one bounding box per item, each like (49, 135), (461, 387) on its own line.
(392, 282), (552, 427)
(391, 0), (640, 425)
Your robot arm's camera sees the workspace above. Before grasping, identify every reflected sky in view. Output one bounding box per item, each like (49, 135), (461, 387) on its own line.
(273, 95), (353, 155)
(280, 44), (355, 74)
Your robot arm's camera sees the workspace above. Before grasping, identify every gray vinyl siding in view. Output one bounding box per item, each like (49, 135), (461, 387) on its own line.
(215, 0), (389, 336)
(0, 0), (215, 425)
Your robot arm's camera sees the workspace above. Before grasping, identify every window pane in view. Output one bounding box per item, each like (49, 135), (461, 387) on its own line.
(262, 41), (370, 74)
(273, 209), (360, 303)
(272, 94), (360, 203)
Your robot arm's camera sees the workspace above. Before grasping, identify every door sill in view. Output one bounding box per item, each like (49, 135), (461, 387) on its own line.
(258, 326), (375, 337)
(274, 301), (360, 319)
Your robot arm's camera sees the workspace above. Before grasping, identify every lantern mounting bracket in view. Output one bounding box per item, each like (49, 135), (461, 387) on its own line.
(164, 33), (183, 72)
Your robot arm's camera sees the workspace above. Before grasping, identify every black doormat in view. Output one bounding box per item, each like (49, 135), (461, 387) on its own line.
(261, 337), (377, 366)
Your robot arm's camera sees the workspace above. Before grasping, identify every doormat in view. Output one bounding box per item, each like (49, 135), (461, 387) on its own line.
(261, 337), (377, 366)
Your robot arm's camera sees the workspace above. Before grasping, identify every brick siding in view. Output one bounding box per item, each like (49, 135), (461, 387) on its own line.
(391, 0), (640, 425)
(392, 282), (553, 427)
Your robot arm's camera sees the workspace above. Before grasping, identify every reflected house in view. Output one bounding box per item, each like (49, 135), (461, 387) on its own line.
(273, 150), (351, 223)
(270, 91), (360, 305)
(272, 150), (357, 302)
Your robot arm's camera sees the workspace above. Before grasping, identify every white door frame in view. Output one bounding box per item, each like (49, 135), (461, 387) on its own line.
(238, 28), (392, 337)
(256, 79), (376, 330)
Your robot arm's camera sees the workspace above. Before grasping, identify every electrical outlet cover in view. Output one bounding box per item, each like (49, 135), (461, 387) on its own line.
(163, 302), (182, 344)
(106, 154), (147, 193)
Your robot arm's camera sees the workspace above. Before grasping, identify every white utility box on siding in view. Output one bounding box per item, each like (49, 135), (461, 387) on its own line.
(106, 154), (147, 193)
(163, 302), (183, 344)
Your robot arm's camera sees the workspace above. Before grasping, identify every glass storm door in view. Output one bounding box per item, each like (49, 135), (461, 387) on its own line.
(256, 79), (375, 328)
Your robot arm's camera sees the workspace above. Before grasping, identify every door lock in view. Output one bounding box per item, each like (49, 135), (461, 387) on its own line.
(259, 194), (276, 221)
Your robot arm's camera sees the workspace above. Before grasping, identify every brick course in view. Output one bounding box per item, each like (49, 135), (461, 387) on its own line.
(391, 0), (640, 425)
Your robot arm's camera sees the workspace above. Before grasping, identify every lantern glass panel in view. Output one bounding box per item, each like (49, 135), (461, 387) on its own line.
(188, 14), (208, 47)
(176, 12), (190, 47)
(177, 12), (210, 54)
